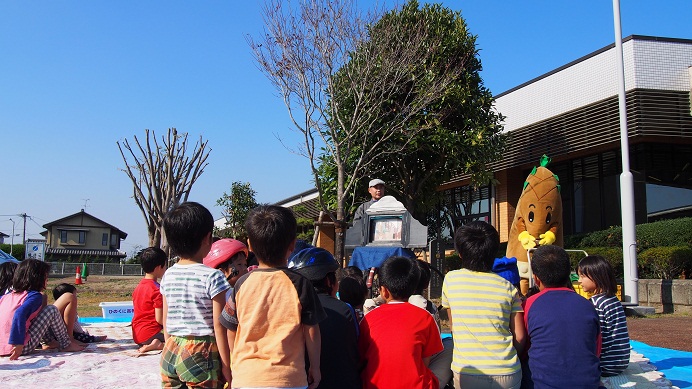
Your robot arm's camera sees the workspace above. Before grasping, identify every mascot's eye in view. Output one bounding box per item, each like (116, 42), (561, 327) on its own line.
(546, 213), (552, 224)
(528, 211), (534, 223)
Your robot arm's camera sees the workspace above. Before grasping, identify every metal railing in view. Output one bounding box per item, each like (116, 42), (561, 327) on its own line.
(46, 262), (144, 276)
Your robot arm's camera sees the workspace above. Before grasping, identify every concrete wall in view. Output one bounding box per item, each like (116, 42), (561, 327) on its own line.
(637, 279), (692, 314)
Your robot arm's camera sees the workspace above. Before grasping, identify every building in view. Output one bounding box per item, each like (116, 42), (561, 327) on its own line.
(277, 35), (692, 251)
(439, 35), (692, 242)
(41, 209), (128, 262)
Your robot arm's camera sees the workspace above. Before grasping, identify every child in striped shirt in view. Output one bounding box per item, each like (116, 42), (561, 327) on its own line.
(441, 221), (526, 389)
(578, 255), (630, 376)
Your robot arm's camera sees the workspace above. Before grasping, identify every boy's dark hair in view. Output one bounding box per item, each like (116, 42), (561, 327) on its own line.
(454, 221), (499, 272)
(140, 246), (168, 274)
(13, 259), (51, 293)
(163, 202), (214, 258)
(338, 276), (367, 308)
(578, 255), (618, 296)
(312, 272), (338, 295)
(0, 262), (18, 293)
(531, 245), (571, 288)
(245, 205), (297, 266)
(53, 283), (77, 300)
(379, 256), (420, 300)
(336, 266), (364, 283)
(414, 259), (432, 295)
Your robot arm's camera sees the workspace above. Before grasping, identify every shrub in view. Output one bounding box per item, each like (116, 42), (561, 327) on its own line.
(637, 246), (692, 279)
(567, 247), (624, 281)
(564, 217), (692, 251)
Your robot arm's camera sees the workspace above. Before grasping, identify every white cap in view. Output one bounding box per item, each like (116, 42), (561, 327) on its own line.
(369, 179), (385, 187)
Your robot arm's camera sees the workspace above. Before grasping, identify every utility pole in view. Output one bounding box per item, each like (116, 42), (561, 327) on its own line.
(19, 213), (28, 248)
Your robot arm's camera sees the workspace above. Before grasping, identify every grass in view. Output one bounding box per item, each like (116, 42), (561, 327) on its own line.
(47, 275), (143, 317)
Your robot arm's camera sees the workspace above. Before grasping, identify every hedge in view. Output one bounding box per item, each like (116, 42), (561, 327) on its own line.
(565, 217), (692, 251)
(0, 244), (23, 259)
(637, 246), (692, 279)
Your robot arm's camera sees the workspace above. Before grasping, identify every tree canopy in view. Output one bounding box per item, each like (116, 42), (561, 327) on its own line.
(216, 181), (258, 241)
(321, 0), (507, 222)
(250, 0), (477, 260)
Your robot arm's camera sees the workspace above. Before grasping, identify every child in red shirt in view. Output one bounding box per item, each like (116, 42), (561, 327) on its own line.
(132, 247), (167, 353)
(359, 256), (443, 389)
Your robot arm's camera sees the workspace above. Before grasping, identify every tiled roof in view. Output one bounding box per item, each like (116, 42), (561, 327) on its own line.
(46, 248), (126, 258)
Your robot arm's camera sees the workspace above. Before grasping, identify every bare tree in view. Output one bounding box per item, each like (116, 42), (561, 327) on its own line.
(117, 128), (210, 248)
(249, 0), (472, 261)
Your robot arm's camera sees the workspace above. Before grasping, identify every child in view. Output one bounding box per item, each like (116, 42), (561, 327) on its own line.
(441, 221), (525, 389)
(289, 247), (361, 389)
(159, 202), (231, 388)
(132, 246), (167, 353)
(202, 238), (248, 300)
(1, 261), (17, 295)
(359, 256), (443, 389)
(0, 259), (85, 359)
(53, 283), (107, 344)
(578, 255), (630, 376)
(338, 276), (367, 322)
(219, 205), (326, 389)
(524, 245), (601, 388)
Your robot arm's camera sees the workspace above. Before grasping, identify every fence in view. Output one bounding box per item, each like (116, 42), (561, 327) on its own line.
(47, 262), (144, 277)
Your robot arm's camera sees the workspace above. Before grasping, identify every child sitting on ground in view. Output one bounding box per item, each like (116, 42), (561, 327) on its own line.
(220, 205), (326, 389)
(524, 245), (601, 388)
(578, 255), (630, 377)
(159, 202), (231, 388)
(0, 259), (85, 359)
(53, 283), (107, 344)
(131, 246), (167, 353)
(359, 255), (443, 389)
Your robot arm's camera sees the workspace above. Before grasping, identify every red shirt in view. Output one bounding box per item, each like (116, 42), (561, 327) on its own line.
(359, 302), (443, 389)
(132, 278), (163, 344)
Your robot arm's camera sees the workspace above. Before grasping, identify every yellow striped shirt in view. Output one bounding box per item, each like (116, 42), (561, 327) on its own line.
(441, 269), (523, 375)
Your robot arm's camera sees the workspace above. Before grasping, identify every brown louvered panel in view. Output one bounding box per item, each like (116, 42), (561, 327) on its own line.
(445, 89), (692, 187)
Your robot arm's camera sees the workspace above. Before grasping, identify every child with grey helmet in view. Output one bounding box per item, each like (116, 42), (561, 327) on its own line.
(289, 247), (362, 389)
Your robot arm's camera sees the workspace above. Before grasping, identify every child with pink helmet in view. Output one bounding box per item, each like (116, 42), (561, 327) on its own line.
(203, 238), (249, 300)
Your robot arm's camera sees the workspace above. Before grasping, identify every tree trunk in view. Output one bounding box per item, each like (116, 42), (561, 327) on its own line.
(334, 164), (346, 265)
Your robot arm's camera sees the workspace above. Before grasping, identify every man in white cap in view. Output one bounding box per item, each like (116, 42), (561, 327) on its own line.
(353, 178), (385, 220)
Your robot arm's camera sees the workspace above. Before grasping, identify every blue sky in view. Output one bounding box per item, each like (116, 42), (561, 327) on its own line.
(1, 1), (690, 255)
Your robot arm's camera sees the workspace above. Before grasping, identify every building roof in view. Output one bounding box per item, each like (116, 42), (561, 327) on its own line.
(0, 232), (8, 238)
(274, 188), (322, 218)
(42, 209), (128, 239)
(45, 248), (127, 258)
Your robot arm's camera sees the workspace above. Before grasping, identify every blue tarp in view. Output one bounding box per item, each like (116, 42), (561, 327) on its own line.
(0, 249), (20, 264)
(631, 340), (692, 388)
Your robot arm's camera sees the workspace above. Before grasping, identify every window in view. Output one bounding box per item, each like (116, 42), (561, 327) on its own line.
(60, 230), (67, 243)
(79, 231), (86, 244)
(111, 234), (118, 247)
(102, 233), (108, 246)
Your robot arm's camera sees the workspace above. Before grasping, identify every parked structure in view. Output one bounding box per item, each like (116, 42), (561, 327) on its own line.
(41, 209), (127, 262)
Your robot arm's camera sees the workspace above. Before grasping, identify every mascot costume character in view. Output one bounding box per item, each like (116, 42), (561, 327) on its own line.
(506, 155), (563, 295)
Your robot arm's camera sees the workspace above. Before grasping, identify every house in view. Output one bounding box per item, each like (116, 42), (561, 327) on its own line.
(0, 231), (8, 245)
(41, 209), (128, 262)
(278, 35), (692, 253)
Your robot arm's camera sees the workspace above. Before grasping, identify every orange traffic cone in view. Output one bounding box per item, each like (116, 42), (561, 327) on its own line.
(75, 265), (84, 285)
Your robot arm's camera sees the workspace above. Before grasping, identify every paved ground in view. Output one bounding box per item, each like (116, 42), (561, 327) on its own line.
(627, 315), (692, 352)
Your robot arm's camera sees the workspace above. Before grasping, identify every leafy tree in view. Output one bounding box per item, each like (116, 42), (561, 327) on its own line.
(322, 1), (507, 223)
(216, 181), (258, 240)
(249, 0), (472, 261)
(117, 128), (210, 249)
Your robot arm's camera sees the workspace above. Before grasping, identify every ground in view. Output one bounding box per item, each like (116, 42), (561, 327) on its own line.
(627, 315), (692, 352)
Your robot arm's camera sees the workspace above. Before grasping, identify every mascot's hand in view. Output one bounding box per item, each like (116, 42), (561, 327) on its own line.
(518, 231), (537, 250)
(539, 230), (556, 246)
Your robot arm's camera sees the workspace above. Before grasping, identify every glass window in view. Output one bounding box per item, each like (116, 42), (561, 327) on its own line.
(60, 230), (67, 243)
(79, 231), (86, 244)
(102, 233), (108, 246)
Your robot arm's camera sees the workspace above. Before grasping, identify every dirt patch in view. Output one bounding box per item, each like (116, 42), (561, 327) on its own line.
(627, 314), (692, 352)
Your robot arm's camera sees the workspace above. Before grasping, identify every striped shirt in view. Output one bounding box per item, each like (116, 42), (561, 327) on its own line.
(160, 263), (230, 337)
(441, 269), (523, 376)
(591, 294), (630, 375)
